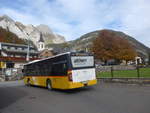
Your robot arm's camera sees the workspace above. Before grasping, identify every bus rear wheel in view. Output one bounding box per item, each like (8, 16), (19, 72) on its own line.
(27, 78), (30, 86)
(47, 80), (53, 90)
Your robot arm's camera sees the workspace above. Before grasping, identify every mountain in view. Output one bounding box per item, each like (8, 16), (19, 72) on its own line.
(0, 15), (65, 50)
(47, 29), (150, 59)
(0, 27), (26, 44)
(36, 24), (65, 45)
(72, 29), (150, 59)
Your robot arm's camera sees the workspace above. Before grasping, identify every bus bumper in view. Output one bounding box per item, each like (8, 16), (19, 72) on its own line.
(68, 79), (97, 89)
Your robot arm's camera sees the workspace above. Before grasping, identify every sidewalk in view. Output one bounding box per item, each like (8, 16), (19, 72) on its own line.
(0, 80), (24, 87)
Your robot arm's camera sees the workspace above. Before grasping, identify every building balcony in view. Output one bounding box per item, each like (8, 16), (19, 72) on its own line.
(0, 56), (39, 62)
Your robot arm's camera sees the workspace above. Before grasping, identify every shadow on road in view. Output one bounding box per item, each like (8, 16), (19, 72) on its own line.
(52, 87), (95, 94)
(0, 87), (27, 110)
(29, 85), (96, 94)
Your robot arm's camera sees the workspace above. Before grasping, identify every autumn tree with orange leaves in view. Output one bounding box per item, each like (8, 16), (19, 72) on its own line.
(91, 30), (137, 64)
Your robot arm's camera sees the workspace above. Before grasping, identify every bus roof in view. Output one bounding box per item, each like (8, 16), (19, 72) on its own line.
(24, 51), (93, 66)
(24, 52), (70, 66)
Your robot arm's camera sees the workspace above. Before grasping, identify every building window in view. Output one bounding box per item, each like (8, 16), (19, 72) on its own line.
(7, 46), (10, 49)
(19, 48), (22, 50)
(3, 46), (7, 49)
(11, 47), (15, 50)
(16, 55), (21, 58)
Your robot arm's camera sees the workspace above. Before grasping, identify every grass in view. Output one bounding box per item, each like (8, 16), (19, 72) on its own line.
(97, 67), (150, 78)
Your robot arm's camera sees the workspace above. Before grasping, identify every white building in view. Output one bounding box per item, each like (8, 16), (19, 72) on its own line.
(135, 56), (142, 65)
(0, 42), (39, 68)
(38, 33), (45, 51)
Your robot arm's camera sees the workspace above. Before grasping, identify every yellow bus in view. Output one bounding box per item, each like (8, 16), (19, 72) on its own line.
(0, 61), (6, 68)
(23, 52), (97, 90)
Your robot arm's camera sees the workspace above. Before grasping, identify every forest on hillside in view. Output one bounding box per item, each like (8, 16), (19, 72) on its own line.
(0, 27), (26, 44)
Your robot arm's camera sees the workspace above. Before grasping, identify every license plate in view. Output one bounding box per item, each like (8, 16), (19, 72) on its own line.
(82, 81), (88, 84)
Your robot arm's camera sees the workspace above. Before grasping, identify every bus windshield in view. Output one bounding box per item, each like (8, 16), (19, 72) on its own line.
(71, 56), (94, 68)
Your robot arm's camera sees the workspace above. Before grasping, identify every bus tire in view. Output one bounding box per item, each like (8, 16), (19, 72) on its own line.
(47, 80), (53, 90)
(26, 78), (30, 86)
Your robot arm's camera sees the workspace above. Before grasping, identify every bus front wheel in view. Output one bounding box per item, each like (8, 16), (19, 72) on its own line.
(47, 80), (53, 90)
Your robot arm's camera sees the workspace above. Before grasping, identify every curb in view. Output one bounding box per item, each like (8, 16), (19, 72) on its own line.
(97, 78), (150, 84)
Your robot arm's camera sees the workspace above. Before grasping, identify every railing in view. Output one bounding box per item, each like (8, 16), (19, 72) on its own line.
(0, 56), (39, 62)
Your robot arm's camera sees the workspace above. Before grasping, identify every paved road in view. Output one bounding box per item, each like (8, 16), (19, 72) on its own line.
(0, 81), (150, 113)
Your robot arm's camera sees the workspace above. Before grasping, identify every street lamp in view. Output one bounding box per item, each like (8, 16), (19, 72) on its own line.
(26, 33), (30, 62)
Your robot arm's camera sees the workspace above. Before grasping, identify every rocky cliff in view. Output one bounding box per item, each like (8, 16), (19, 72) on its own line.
(0, 15), (65, 50)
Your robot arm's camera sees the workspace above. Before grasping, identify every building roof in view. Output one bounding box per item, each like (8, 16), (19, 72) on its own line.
(38, 33), (44, 42)
(39, 49), (54, 58)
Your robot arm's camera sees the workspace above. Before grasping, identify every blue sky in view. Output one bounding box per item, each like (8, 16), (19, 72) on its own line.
(0, 0), (150, 47)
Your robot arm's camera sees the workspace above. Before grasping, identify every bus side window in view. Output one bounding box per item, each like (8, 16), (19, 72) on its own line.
(43, 62), (51, 76)
(51, 63), (67, 76)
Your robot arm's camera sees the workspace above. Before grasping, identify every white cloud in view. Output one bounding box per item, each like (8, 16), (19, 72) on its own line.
(117, 0), (150, 47)
(0, 8), (39, 25)
(0, 0), (150, 47)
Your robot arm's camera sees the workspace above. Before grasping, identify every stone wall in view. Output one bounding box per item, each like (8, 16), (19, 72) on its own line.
(96, 65), (136, 72)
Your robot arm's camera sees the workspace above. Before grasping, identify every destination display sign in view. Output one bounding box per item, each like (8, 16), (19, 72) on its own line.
(71, 56), (94, 68)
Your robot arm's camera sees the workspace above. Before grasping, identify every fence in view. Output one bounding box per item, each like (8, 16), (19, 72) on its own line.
(96, 65), (150, 78)
(0, 68), (23, 81)
(0, 66), (150, 81)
